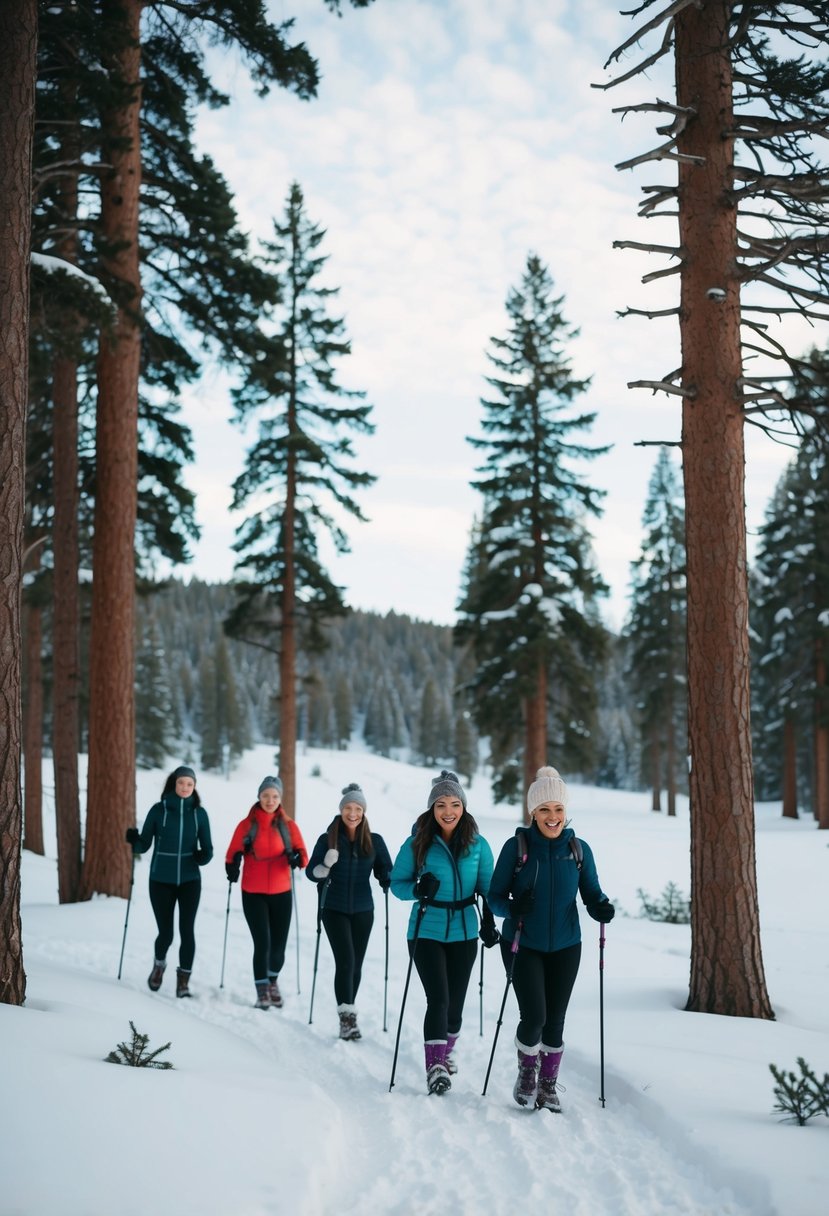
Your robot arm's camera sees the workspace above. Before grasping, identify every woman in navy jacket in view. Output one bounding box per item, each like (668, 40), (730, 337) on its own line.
(126, 764), (213, 997)
(488, 766), (614, 1113)
(306, 783), (392, 1041)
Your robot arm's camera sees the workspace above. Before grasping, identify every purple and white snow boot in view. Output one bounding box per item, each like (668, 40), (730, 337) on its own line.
(536, 1045), (563, 1112)
(513, 1039), (540, 1108)
(425, 1040), (451, 1095)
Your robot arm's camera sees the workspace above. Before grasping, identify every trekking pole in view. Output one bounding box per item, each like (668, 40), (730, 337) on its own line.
(388, 901), (427, 1092)
(117, 851), (136, 980)
(308, 877), (331, 1025)
(291, 865), (301, 994)
(478, 945), (484, 1036)
(599, 921), (606, 1108)
(219, 880), (233, 989)
(481, 923), (522, 1097)
(383, 887), (390, 1032)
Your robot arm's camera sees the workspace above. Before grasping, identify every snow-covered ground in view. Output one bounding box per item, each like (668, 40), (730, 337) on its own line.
(3, 745), (827, 1216)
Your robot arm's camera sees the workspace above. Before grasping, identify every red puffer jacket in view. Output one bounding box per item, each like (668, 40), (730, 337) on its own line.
(226, 804), (308, 895)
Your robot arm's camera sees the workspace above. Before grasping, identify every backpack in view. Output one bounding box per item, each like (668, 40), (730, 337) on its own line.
(514, 828), (582, 873)
(243, 811), (293, 857)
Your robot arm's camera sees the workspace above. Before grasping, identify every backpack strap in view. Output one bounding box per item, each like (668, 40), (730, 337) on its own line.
(515, 828), (582, 871)
(569, 837), (583, 871)
(242, 814), (258, 853)
(274, 812), (293, 856)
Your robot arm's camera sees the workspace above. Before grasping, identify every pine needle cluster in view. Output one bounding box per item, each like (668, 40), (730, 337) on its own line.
(769, 1058), (829, 1126)
(104, 1021), (174, 1069)
(636, 882), (690, 924)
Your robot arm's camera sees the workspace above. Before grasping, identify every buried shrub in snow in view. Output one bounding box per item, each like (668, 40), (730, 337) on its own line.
(769, 1058), (829, 1126)
(637, 882), (690, 923)
(105, 1021), (174, 1069)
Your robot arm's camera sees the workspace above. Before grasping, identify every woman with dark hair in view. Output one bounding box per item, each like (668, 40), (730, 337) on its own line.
(126, 764), (213, 997)
(306, 782), (393, 1041)
(225, 775), (308, 1010)
(390, 770), (494, 1095)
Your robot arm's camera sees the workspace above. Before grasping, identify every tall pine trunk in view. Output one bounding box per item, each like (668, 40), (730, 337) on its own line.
(523, 665), (547, 822)
(81, 0), (143, 899)
(52, 72), (83, 902)
(815, 639), (829, 829)
(23, 544), (44, 855)
(650, 727), (661, 811)
(0, 0), (37, 1006)
(279, 340), (298, 820)
(782, 717), (798, 820)
(676, 1), (772, 1018)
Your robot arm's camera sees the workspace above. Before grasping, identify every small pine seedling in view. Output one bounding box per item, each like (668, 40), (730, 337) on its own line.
(637, 882), (690, 923)
(105, 1020), (174, 1069)
(769, 1057), (829, 1126)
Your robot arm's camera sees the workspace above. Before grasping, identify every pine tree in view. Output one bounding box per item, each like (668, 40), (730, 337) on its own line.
(456, 254), (608, 811)
(228, 182), (375, 815)
(624, 449), (687, 815)
(135, 612), (172, 770)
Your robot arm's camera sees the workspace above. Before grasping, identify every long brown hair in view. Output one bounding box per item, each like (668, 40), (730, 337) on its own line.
(411, 807), (479, 870)
(327, 813), (374, 857)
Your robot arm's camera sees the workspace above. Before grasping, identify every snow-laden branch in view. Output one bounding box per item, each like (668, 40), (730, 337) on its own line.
(31, 252), (113, 308)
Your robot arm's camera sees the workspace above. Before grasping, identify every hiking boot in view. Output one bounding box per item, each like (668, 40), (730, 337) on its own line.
(445, 1033), (459, 1075)
(513, 1044), (539, 1108)
(536, 1046), (563, 1112)
(254, 981), (272, 1010)
(337, 1005), (361, 1041)
(268, 977), (283, 1008)
(425, 1041), (451, 1095)
(147, 959), (166, 992)
(175, 968), (192, 998)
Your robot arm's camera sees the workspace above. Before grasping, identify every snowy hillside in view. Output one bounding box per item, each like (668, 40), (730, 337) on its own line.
(3, 745), (827, 1216)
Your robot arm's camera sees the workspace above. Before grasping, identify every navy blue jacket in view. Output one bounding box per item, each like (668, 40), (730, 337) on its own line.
(306, 825), (392, 915)
(487, 824), (607, 953)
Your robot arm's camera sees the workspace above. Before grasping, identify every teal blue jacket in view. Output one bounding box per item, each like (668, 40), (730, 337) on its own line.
(391, 831), (493, 942)
(133, 793), (213, 886)
(487, 824), (607, 953)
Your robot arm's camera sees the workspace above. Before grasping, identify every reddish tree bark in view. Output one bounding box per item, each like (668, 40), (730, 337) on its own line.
(815, 640), (829, 829)
(781, 717), (798, 820)
(676, 1), (772, 1018)
(0, 0), (37, 1007)
(81, 0), (144, 898)
(650, 726), (662, 812)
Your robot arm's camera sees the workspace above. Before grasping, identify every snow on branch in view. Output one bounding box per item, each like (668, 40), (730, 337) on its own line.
(31, 252), (113, 308)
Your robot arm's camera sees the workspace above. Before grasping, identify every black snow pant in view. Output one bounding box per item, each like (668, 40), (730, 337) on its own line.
(501, 938), (581, 1048)
(149, 878), (201, 971)
(321, 908), (374, 1006)
(242, 889), (293, 982)
(410, 937), (478, 1042)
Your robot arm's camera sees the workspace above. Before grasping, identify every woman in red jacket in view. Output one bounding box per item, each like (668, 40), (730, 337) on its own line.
(225, 775), (308, 1009)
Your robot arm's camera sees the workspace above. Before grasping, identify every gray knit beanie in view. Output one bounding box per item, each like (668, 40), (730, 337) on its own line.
(527, 766), (568, 815)
(172, 765), (196, 782)
(427, 769), (467, 810)
(258, 775), (283, 798)
(339, 782), (367, 812)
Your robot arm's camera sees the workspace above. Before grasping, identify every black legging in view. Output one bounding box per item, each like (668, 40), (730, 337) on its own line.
(148, 879), (201, 971)
(241, 889), (293, 982)
(501, 939), (581, 1048)
(321, 909), (374, 1005)
(410, 937), (478, 1041)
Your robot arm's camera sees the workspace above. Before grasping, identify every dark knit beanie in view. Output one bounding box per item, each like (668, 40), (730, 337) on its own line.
(427, 769), (467, 810)
(339, 782), (367, 812)
(173, 765), (196, 782)
(258, 775), (283, 798)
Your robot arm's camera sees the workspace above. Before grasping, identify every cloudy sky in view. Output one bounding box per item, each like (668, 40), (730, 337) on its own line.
(179, 0), (794, 628)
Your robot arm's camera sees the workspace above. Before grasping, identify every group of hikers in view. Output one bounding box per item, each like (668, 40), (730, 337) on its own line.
(127, 762), (614, 1112)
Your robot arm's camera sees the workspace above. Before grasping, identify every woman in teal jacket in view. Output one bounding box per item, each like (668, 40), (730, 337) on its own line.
(487, 766), (614, 1113)
(391, 769), (494, 1095)
(127, 765), (213, 997)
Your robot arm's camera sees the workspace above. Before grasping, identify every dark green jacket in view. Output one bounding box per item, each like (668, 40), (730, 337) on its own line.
(133, 793), (213, 886)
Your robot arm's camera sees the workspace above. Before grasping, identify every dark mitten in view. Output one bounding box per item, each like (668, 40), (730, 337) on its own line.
(125, 827), (140, 846)
(589, 899), (615, 923)
(225, 854), (241, 883)
(512, 887), (535, 917)
(414, 871), (440, 903)
(378, 872), (391, 893)
(287, 848), (303, 870)
(479, 906), (500, 948)
(193, 849), (210, 865)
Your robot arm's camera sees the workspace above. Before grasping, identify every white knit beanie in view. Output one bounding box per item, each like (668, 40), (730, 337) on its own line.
(527, 766), (568, 815)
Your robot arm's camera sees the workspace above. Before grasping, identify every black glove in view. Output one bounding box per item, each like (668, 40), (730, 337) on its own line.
(225, 854), (241, 884)
(414, 871), (440, 904)
(512, 887), (535, 917)
(378, 872), (391, 893)
(287, 848), (303, 870)
(193, 849), (210, 865)
(589, 899), (615, 924)
(125, 827), (140, 846)
(479, 908), (500, 949)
